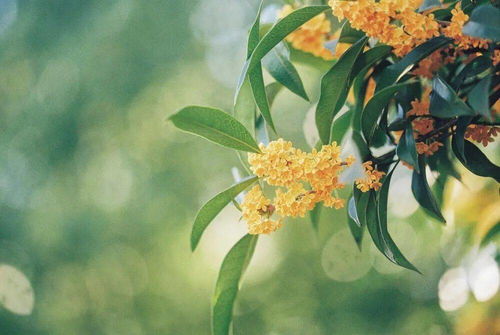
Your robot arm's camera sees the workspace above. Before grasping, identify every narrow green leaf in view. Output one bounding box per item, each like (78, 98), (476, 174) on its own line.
(330, 110), (353, 144)
(377, 36), (452, 91)
(234, 78), (256, 135)
(309, 203), (322, 232)
(454, 140), (500, 182)
(249, 64), (276, 132)
(170, 106), (261, 153)
(247, 2), (262, 58)
(419, 0), (442, 12)
(451, 116), (473, 163)
(351, 45), (392, 82)
(265, 82), (283, 107)
(362, 82), (413, 145)
(347, 197), (364, 249)
(212, 234), (259, 335)
(451, 55), (491, 89)
(430, 77), (475, 118)
(263, 44), (309, 100)
(411, 157), (446, 223)
(316, 37), (367, 144)
(468, 75), (492, 120)
(191, 176), (258, 251)
(462, 4), (500, 42)
(353, 186), (370, 227)
(396, 122), (420, 173)
(245, 6), (330, 75)
(370, 167), (421, 273)
(481, 223), (500, 246)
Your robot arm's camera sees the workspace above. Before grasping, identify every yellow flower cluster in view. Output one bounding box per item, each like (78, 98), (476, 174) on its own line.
(241, 186), (282, 235)
(280, 5), (335, 60)
(443, 4), (489, 50)
(465, 125), (499, 147)
(329, 0), (439, 56)
(242, 139), (354, 234)
(355, 161), (386, 192)
(412, 50), (444, 79)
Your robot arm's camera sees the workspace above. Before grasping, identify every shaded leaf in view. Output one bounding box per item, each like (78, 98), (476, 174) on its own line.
(353, 186), (370, 227)
(481, 223), (500, 246)
(419, 0), (442, 11)
(396, 122), (420, 172)
(347, 197), (364, 249)
(377, 36), (452, 91)
(316, 38), (367, 143)
(362, 82), (413, 145)
(454, 140), (500, 182)
(411, 157), (446, 223)
(169, 106), (261, 153)
(451, 116), (473, 163)
(462, 4), (500, 42)
(263, 43), (309, 100)
(430, 77), (475, 118)
(468, 75), (492, 120)
(191, 176), (259, 251)
(212, 234), (258, 335)
(330, 110), (353, 144)
(370, 167), (421, 273)
(351, 45), (393, 82)
(309, 203), (322, 232)
(451, 55), (491, 89)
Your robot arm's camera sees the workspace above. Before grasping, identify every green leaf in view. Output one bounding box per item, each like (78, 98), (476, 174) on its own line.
(396, 122), (420, 172)
(370, 167), (421, 273)
(262, 43), (309, 101)
(191, 176), (258, 251)
(330, 110), (353, 144)
(362, 82), (413, 145)
(309, 203), (322, 233)
(351, 45), (392, 82)
(462, 4), (500, 42)
(169, 106), (261, 153)
(376, 36), (452, 91)
(353, 186), (370, 227)
(430, 77), (475, 118)
(411, 157), (446, 223)
(249, 64), (276, 132)
(265, 82), (283, 107)
(338, 19), (365, 44)
(453, 140), (500, 182)
(316, 37), (367, 144)
(419, 0), (442, 11)
(468, 75), (492, 120)
(212, 234), (259, 335)
(451, 116), (473, 163)
(244, 5), (330, 76)
(347, 197), (364, 249)
(481, 222), (500, 246)
(234, 78), (256, 135)
(451, 55), (491, 89)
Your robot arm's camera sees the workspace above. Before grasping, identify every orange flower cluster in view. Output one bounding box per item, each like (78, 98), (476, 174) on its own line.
(412, 50), (444, 79)
(243, 139), (354, 234)
(465, 125), (500, 147)
(329, 0), (439, 56)
(280, 5), (335, 60)
(443, 4), (489, 50)
(416, 141), (443, 156)
(355, 161), (386, 192)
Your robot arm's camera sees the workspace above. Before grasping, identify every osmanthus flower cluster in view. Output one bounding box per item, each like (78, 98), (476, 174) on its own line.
(168, 1), (500, 334)
(242, 139), (354, 234)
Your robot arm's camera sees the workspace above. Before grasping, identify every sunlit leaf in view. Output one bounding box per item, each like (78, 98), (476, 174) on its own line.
(234, 79), (256, 135)
(411, 157), (446, 223)
(263, 43), (309, 101)
(351, 45), (392, 81)
(429, 77), (475, 118)
(213, 234), (258, 335)
(396, 122), (419, 172)
(481, 222), (500, 246)
(376, 36), (452, 91)
(191, 176), (258, 251)
(462, 4), (500, 42)
(371, 167), (420, 273)
(353, 186), (370, 227)
(316, 38), (367, 143)
(169, 106), (261, 153)
(330, 110), (353, 144)
(453, 140), (500, 182)
(362, 82), (413, 145)
(419, 0), (442, 12)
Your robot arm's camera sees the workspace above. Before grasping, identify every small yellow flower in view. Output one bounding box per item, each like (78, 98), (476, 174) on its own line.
(465, 125), (499, 147)
(416, 141), (443, 156)
(275, 183), (316, 218)
(241, 185), (283, 235)
(443, 4), (489, 50)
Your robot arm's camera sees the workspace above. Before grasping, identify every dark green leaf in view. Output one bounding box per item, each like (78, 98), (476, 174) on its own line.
(191, 176), (258, 251)
(352, 130), (370, 160)
(411, 157), (446, 223)
(370, 167), (420, 273)
(169, 106), (261, 153)
(451, 116), (473, 163)
(212, 234), (258, 335)
(396, 122), (420, 172)
(330, 110), (353, 144)
(347, 197), (364, 249)
(454, 140), (500, 182)
(249, 64), (276, 132)
(377, 36), (452, 91)
(462, 4), (500, 42)
(339, 20), (365, 44)
(316, 38), (367, 143)
(262, 44), (309, 100)
(266, 82), (283, 108)
(430, 77), (475, 118)
(419, 0), (442, 11)
(481, 223), (500, 246)
(468, 75), (492, 120)
(351, 45), (392, 82)
(362, 82), (413, 145)
(353, 186), (370, 227)
(451, 56), (491, 89)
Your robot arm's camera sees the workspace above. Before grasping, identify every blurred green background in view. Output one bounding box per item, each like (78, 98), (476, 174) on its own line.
(0, 0), (498, 334)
